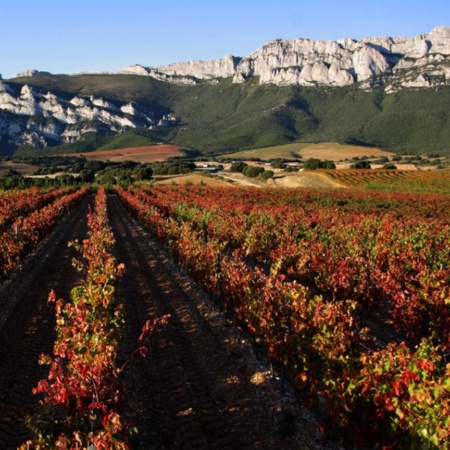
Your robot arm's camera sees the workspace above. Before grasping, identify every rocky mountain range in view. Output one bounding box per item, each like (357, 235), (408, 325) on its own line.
(118, 26), (450, 91)
(1, 26), (449, 153)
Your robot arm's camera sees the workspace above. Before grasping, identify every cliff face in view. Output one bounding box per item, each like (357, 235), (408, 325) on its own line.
(0, 82), (156, 148)
(233, 26), (450, 87)
(119, 26), (450, 90)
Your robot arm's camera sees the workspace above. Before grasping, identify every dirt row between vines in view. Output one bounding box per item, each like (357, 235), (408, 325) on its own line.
(0, 194), (343, 450)
(0, 196), (92, 449)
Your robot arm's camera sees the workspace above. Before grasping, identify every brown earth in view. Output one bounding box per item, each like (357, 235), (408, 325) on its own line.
(0, 161), (39, 175)
(0, 194), (342, 450)
(66, 144), (182, 163)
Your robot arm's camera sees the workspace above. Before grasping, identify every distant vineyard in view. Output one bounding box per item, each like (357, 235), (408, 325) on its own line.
(324, 169), (450, 194)
(117, 184), (450, 448)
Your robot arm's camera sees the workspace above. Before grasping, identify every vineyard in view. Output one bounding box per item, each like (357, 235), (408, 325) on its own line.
(0, 186), (88, 280)
(0, 182), (449, 449)
(117, 184), (450, 448)
(324, 169), (450, 194)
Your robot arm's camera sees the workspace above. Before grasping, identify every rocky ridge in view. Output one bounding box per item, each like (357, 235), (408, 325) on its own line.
(0, 82), (156, 148)
(119, 26), (450, 90)
(119, 54), (241, 85)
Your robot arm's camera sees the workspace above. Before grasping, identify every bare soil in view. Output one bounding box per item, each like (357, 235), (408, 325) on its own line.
(0, 194), (343, 450)
(66, 144), (182, 163)
(0, 161), (39, 175)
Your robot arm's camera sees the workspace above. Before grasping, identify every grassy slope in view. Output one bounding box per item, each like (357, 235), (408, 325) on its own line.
(9, 74), (450, 156)
(166, 79), (307, 152)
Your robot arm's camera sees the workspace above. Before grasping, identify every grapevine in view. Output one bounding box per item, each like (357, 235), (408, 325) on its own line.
(117, 184), (450, 448)
(21, 188), (169, 449)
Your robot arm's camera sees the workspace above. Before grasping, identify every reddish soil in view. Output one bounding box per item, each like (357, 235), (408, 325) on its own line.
(0, 195), (340, 450)
(66, 144), (182, 163)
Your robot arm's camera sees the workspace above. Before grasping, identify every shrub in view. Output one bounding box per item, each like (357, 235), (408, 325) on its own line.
(260, 170), (274, 180)
(270, 160), (287, 169)
(303, 158), (336, 170)
(243, 166), (265, 178)
(134, 166), (153, 180)
(322, 160), (336, 169)
(78, 170), (96, 183)
(350, 160), (371, 169)
(230, 161), (248, 172)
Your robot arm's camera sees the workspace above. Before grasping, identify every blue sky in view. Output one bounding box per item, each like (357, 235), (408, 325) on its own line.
(0, 0), (448, 79)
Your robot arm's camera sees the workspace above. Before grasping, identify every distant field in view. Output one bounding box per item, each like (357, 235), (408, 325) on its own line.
(300, 142), (393, 161)
(224, 142), (392, 161)
(0, 160), (38, 174)
(66, 144), (182, 163)
(324, 169), (450, 194)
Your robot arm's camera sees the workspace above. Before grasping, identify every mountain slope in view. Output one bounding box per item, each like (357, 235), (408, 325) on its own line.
(2, 26), (450, 156)
(2, 74), (450, 156)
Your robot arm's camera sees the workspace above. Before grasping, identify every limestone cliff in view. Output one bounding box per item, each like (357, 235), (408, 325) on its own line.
(119, 26), (450, 90)
(0, 82), (156, 148)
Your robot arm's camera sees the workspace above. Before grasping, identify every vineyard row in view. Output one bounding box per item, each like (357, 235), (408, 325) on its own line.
(22, 188), (168, 449)
(116, 184), (450, 449)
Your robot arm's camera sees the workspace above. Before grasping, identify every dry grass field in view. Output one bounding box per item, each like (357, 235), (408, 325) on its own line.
(153, 173), (232, 187)
(271, 171), (345, 188)
(299, 142), (392, 161)
(225, 142), (393, 161)
(164, 170), (345, 189)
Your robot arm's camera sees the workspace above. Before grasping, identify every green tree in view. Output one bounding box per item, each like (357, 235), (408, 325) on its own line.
(78, 170), (96, 183)
(270, 160), (287, 169)
(243, 166), (265, 178)
(230, 161), (248, 172)
(382, 163), (397, 170)
(55, 174), (76, 186)
(303, 158), (336, 170)
(134, 166), (153, 180)
(350, 160), (371, 169)
(260, 170), (274, 180)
